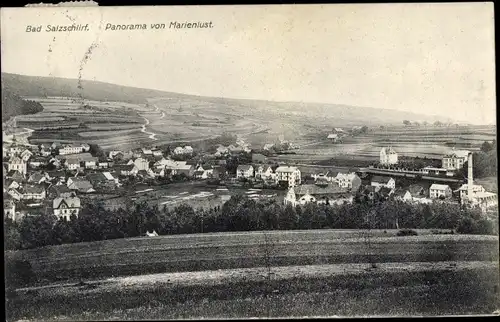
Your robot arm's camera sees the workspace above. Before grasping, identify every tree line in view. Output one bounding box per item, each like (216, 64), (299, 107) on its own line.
(4, 195), (496, 251)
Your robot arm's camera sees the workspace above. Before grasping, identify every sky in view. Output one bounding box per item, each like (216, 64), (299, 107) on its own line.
(1, 3), (496, 124)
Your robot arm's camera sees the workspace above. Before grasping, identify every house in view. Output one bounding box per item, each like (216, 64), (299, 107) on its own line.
(20, 149), (33, 162)
(4, 179), (21, 191)
(51, 142), (62, 150)
(252, 153), (268, 164)
(65, 157), (82, 171)
(334, 172), (362, 191)
(236, 165), (254, 179)
(256, 165), (274, 180)
(47, 170), (67, 184)
(4, 199), (16, 220)
(380, 147), (398, 165)
(393, 189), (413, 202)
(195, 164), (214, 179)
(67, 177), (96, 193)
(49, 157), (62, 168)
(429, 184), (452, 199)
(137, 169), (155, 179)
(275, 166), (301, 187)
(97, 161), (109, 169)
(59, 143), (85, 155)
(134, 157), (150, 171)
(456, 184), (486, 200)
(81, 143), (91, 152)
(152, 149), (163, 157)
(154, 157), (171, 169)
(284, 183), (351, 206)
(109, 150), (124, 159)
(442, 149), (470, 170)
(48, 184), (76, 198)
(53, 196), (81, 220)
(86, 172), (117, 190)
(8, 156), (27, 175)
(327, 133), (339, 142)
(311, 171), (336, 183)
(173, 146), (194, 155)
(9, 144), (23, 156)
(28, 172), (49, 184)
(65, 153), (98, 170)
(29, 156), (46, 169)
(263, 143), (275, 151)
(116, 164), (139, 176)
(22, 184), (47, 200)
(371, 176), (396, 190)
(6, 170), (26, 182)
(215, 145), (230, 157)
(8, 188), (23, 201)
(141, 147), (153, 155)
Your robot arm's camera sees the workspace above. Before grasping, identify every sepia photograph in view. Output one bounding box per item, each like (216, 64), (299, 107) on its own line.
(2, 3), (499, 320)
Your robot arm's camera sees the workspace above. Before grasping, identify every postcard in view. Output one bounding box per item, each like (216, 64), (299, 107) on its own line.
(2, 3), (498, 320)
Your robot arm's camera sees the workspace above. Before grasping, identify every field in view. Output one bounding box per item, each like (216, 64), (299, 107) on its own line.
(91, 181), (285, 211)
(14, 93), (495, 162)
(6, 230), (499, 319)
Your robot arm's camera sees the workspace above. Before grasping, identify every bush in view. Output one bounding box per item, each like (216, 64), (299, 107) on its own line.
(396, 229), (418, 236)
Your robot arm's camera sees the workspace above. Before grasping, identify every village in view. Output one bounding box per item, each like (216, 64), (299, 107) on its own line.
(3, 124), (498, 225)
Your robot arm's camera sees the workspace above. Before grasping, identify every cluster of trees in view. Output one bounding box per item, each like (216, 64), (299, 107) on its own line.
(458, 140), (497, 179)
(2, 89), (44, 120)
(373, 157), (441, 171)
(5, 194), (496, 251)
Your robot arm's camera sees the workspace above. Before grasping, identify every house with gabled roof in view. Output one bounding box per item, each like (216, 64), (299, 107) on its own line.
(371, 176), (396, 190)
(67, 177), (95, 193)
(8, 155), (27, 175)
(28, 171), (49, 184)
(429, 184), (452, 199)
(20, 149), (33, 162)
(380, 147), (398, 165)
(236, 165), (254, 179)
(6, 170), (26, 182)
(48, 184), (76, 198)
(284, 182), (352, 206)
(22, 184), (47, 200)
(255, 165), (274, 180)
(53, 196), (81, 220)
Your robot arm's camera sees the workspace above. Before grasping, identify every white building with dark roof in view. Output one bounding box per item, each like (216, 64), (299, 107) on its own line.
(380, 147), (398, 165)
(53, 196), (81, 220)
(429, 184), (452, 199)
(275, 166), (301, 187)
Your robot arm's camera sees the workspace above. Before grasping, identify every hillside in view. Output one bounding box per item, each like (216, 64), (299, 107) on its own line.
(2, 72), (450, 126)
(1, 88), (44, 121)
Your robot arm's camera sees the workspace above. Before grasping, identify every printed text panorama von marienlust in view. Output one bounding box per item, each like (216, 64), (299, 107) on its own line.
(25, 21), (214, 32)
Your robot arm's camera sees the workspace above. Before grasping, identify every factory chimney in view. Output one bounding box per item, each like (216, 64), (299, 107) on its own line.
(467, 152), (474, 200)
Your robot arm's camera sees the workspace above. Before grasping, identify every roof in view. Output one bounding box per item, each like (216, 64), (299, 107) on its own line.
(8, 156), (22, 163)
(393, 189), (410, 198)
(327, 133), (338, 139)
(276, 166), (299, 173)
(24, 185), (45, 194)
(47, 170), (66, 177)
(28, 172), (46, 182)
(294, 183), (346, 196)
(53, 197), (81, 209)
(66, 153), (98, 163)
(381, 147), (397, 155)
(237, 164), (253, 171)
(86, 172), (108, 183)
(49, 184), (73, 195)
(444, 149), (470, 159)
(200, 164), (213, 170)
(430, 183), (451, 190)
(408, 184), (426, 197)
(371, 176), (393, 184)
(102, 172), (115, 180)
(115, 164), (136, 171)
(69, 180), (94, 191)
